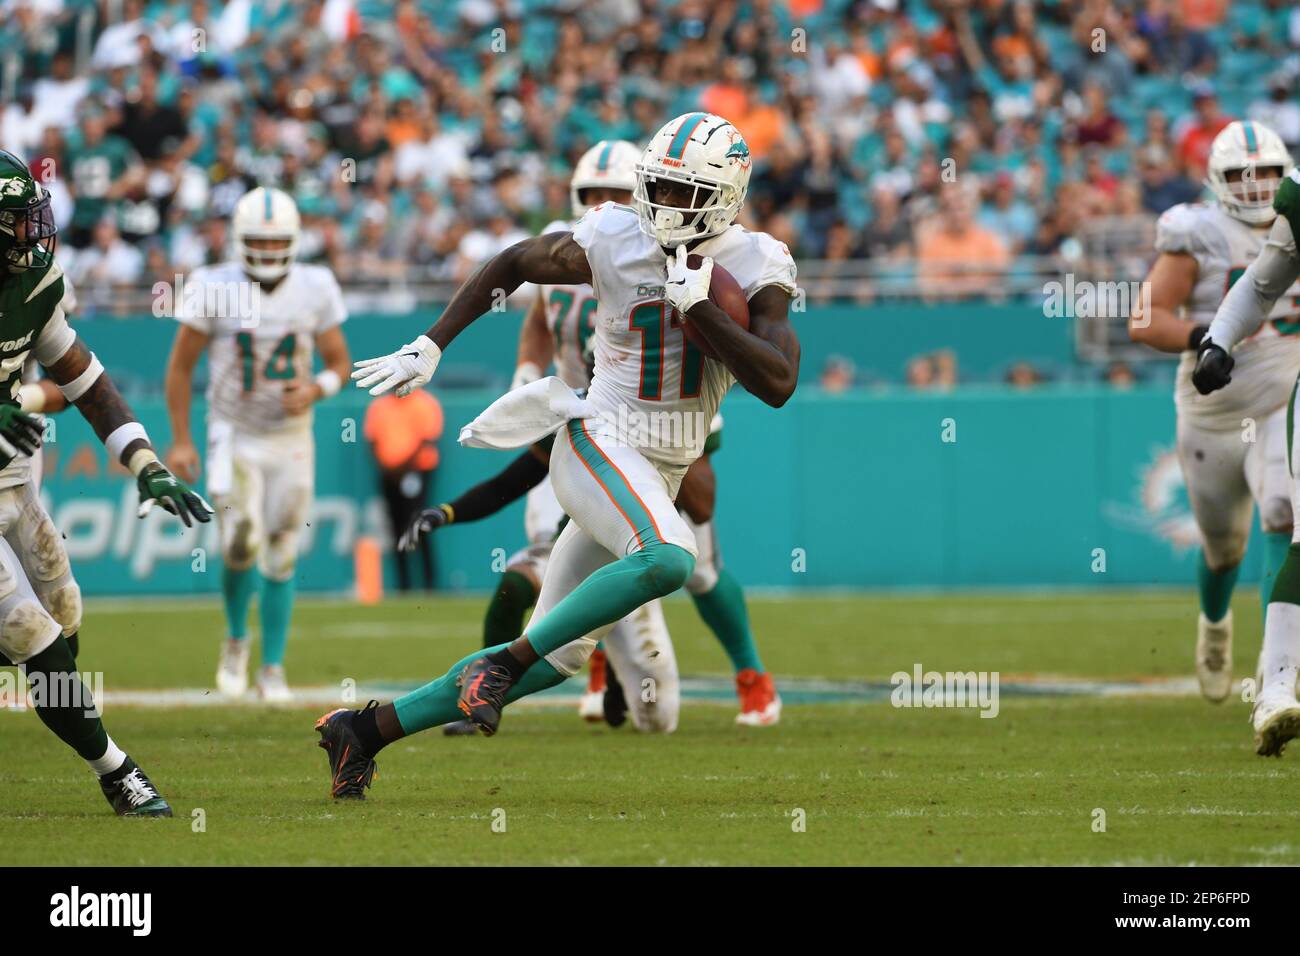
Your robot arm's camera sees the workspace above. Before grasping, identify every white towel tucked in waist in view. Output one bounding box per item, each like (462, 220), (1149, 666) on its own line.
(458, 376), (596, 450)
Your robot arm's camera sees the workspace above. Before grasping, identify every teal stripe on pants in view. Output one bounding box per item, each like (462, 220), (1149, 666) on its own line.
(566, 419), (663, 548)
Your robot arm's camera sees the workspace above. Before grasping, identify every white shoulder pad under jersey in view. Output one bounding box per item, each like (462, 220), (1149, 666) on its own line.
(571, 202), (654, 307)
(1155, 203), (1224, 260)
(697, 224), (798, 301)
(173, 261), (246, 334)
(291, 262), (348, 333)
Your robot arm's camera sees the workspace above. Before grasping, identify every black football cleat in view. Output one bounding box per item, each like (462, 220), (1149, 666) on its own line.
(315, 701), (379, 800)
(603, 657), (628, 728)
(99, 758), (173, 818)
(442, 718), (479, 736)
(456, 657), (515, 736)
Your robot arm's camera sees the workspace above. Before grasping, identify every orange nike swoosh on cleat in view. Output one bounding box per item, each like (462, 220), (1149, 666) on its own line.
(333, 744), (350, 788)
(465, 673), (489, 707)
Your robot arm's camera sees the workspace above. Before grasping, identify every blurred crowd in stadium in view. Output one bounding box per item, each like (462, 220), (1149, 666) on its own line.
(1, 0), (1298, 312)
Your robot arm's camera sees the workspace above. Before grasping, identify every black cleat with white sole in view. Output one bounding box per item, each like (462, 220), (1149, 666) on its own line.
(315, 701), (379, 799)
(99, 758), (172, 817)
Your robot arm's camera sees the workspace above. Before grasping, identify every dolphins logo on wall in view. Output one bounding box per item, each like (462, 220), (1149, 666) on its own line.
(1103, 445), (1200, 550)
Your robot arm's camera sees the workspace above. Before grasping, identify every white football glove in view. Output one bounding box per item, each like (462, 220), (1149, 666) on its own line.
(352, 335), (442, 397)
(664, 244), (713, 315)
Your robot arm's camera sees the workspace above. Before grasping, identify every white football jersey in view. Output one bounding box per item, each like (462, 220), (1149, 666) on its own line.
(572, 203), (796, 466)
(174, 261), (347, 434)
(539, 219), (596, 389)
(1157, 202), (1300, 429)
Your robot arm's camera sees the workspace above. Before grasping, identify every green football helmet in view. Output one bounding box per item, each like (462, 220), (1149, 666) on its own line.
(0, 150), (56, 273)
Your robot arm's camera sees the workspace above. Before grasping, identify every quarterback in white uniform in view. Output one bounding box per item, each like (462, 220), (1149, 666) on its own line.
(1197, 158), (1300, 754)
(316, 112), (799, 796)
(164, 187), (351, 702)
(1130, 121), (1300, 703)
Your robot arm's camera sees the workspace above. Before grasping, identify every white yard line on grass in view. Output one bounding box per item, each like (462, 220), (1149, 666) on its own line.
(4, 672), (1210, 712)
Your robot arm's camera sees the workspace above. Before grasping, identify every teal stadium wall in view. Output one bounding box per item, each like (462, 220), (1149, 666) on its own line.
(48, 304), (1240, 594)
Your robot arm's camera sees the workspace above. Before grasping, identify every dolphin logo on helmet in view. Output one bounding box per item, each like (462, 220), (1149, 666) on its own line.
(633, 112), (752, 248)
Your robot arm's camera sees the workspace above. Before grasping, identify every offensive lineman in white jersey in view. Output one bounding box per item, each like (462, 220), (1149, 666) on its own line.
(1196, 161), (1300, 754)
(164, 187), (351, 702)
(315, 113), (799, 798)
(422, 139), (781, 730)
(1129, 121), (1300, 702)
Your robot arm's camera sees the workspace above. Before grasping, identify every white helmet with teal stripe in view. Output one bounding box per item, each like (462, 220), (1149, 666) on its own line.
(1205, 120), (1293, 225)
(634, 112), (752, 247)
(570, 140), (639, 217)
(232, 186), (301, 281)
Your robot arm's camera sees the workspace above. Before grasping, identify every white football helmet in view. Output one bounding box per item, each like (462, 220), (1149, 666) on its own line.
(570, 140), (639, 217)
(232, 186), (301, 281)
(1205, 120), (1293, 225)
(634, 112), (752, 247)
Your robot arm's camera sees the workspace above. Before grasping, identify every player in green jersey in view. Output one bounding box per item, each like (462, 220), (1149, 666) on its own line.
(0, 150), (212, 815)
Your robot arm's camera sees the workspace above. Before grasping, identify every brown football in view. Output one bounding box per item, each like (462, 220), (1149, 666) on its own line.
(680, 254), (749, 359)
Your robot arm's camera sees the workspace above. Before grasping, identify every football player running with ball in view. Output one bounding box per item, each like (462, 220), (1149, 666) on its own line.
(164, 187), (351, 702)
(316, 112), (799, 798)
(423, 139), (779, 735)
(1129, 121), (1300, 703)
(426, 139), (684, 735)
(1194, 157), (1300, 755)
(0, 150), (211, 816)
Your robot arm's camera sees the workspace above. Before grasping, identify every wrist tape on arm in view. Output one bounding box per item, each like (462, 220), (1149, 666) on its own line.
(104, 422), (154, 473)
(57, 353), (104, 402)
(315, 369), (342, 397)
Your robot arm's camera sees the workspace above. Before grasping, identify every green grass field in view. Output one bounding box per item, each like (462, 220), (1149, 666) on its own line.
(5, 589), (1300, 866)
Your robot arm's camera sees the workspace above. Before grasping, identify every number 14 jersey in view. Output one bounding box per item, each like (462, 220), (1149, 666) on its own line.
(174, 261), (347, 435)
